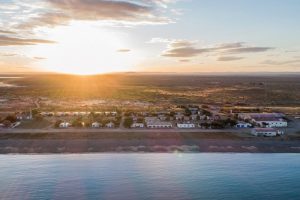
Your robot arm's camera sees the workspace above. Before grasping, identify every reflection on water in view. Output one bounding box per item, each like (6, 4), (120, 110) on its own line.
(0, 153), (300, 200)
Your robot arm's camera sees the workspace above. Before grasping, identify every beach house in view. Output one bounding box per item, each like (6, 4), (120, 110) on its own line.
(177, 122), (196, 129)
(59, 122), (71, 128)
(235, 121), (252, 128)
(251, 128), (284, 137)
(131, 123), (144, 128)
(92, 122), (101, 128)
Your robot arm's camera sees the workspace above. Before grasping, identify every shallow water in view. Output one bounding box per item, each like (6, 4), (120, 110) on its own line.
(0, 153), (299, 200)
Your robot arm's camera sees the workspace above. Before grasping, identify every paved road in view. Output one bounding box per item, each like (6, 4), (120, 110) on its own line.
(0, 127), (246, 134)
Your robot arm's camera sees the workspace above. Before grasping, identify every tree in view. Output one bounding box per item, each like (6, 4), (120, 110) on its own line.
(32, 109), (40, 117)
(169, 111), (175, 117)
(200, 122), (210, 129)
(202, 110), (212, 117)
(72, 117), (83, 127)
(5, 115), (17, 123)
(185, 108), (192, 116)
(34, 114), (43, 121)
(54, 120), (63, 128)
(225, 118), (237, 127)
(123, 117), (133, 128)
(137, 118), (144, 123)
(2, 120), (12, 128)
(211, 121), (226, 129)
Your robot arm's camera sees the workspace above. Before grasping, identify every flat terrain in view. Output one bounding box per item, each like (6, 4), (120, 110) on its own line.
(1, 73), (300, 106)
(1, 74), (300, 153)
(1, 130), (300, 153)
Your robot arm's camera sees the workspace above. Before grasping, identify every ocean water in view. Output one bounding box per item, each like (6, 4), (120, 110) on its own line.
(0, 154), (299, 200)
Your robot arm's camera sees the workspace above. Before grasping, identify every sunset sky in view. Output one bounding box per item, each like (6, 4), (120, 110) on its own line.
(0, 0), (300, 74)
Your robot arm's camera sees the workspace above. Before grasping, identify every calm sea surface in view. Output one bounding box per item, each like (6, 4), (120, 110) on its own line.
(0, 153), (299, 200)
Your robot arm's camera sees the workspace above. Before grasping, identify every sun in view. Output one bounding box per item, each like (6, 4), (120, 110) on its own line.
(29, 22), (142, 75)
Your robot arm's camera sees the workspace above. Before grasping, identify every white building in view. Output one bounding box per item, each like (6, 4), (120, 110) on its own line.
(253, 118), (287, 128)
(145, 117), (158, 123)
(131, 123), (144, 128)
(191, 114), (198, 121)
(106, 122), (115, 128)
(251, 128), (284, 137)
(175, 114), (184, 121)
(238, 113), (287, 128)
(235, 121), (252, 128)
(59, 122), (71, 128)
(158, 114), (167, 121)
(238, 113), (284, 120)
(147, 121), (172, 129)
(177, 122), (195, 129)
(92, 122), (101, 128)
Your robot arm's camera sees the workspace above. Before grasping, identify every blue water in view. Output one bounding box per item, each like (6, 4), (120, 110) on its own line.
(0, 154), (299, 200)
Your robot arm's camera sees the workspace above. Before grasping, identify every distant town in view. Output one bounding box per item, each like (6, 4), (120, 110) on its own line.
(1, 97), (299, 138)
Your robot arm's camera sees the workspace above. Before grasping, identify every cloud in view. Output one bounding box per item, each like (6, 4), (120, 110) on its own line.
(0, 30), (16, 34)
(225, 47), (273, 54)
(17, 12), (71, 29)
(285, 50), (299, 53)
(148, 37), (172, 43)
(0, 53), (18, 57)
(18, 0), (174, 30)
(34, 56), (47, 60)
(218, 56), (244, 61)
(162, 46), (211, 57)
(159, 39), (273, 58)
(179, 59), (190, 62)
(170, 40), (197, 48)
(261, 59), (300, 65)
(0, 35), (55, 46)
(117, 49), (131, 53)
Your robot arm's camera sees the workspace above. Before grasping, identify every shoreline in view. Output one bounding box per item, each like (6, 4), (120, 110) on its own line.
(0, 131), (299, 153)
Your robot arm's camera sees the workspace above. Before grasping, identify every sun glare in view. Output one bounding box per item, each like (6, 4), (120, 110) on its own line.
(29, 22), (141, 75)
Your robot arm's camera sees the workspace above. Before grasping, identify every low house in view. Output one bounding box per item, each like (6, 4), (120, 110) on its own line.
(175, 114), (184, 121)
(158, 114), (167, 121)
(147, 121), (172, 129)
(184, 116), (190, 121)
(199, 115), (208, 120)
(111, 111), (117, 116)
(252, 118), (287, 128)
(238, 113), (287, 128)
(191, 114), (198, 121)
(106, 122), (115, 128)
(145, 117), (158, 123)
(92, 122), (101, 128)
(59, 122), (71, 128)
(251, 128), (284, 137)
(177, 122), (195, 129)
(235, 121), (252, 128)
(56, 112), (64, 117)
(131, 123), (144, 128)
(188, 107), (199, 115)
(16, 113), (32, 120)
(239, 113), (284, 121)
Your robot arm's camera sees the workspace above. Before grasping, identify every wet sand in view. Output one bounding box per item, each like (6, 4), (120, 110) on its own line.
(0, 132), (300, 153)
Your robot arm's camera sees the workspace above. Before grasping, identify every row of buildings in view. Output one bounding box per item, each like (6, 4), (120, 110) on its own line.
(237, 113), (288, 128)
(41, 111), (118, 117)
(59, 121), (115, 128)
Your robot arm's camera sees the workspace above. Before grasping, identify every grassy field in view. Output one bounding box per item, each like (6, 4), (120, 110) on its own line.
(17, 119), (52, 129)
(2, 73), (300, 106)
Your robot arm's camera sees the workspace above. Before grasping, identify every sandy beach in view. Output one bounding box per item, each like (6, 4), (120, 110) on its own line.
(1, 131), (299, 153)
